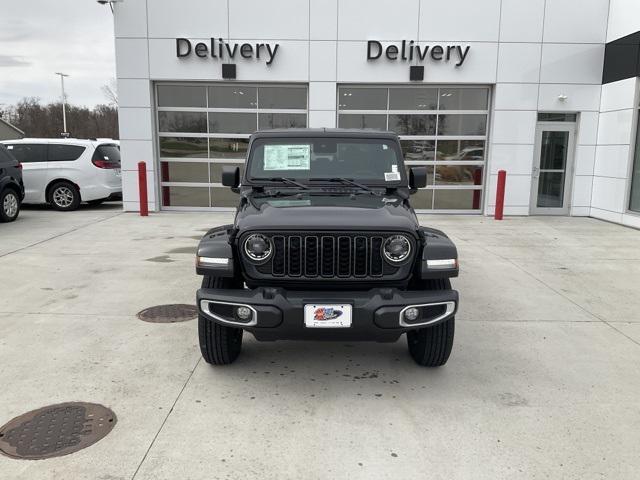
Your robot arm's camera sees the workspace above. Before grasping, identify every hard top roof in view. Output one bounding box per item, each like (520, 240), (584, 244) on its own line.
(250, 128), (399, 139)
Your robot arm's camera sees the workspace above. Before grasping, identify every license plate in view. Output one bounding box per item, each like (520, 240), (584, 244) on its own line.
(114, 168), (121, 176)
(304, 304), (352, 328)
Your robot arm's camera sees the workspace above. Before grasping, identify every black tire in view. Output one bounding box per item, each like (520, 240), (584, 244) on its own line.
(87, 199), (105, 206)
(48, 181), (81, 211)
(406, 278), (455, 367)
(198, 275), (244, 365)
(0, 188), (20, 222)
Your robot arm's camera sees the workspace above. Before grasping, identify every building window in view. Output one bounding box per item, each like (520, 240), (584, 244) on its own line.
(337, 85), (489, 212)
(630, 109), (640, 213)
(156, 83), (308, 209)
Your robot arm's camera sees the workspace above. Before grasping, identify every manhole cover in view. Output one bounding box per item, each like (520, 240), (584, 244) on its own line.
(137, 304), (197, 323)
(0, 402), (116, 460)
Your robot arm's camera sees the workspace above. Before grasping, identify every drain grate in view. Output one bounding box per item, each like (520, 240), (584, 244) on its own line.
(0, 402), (116, 460)
(137, 304), (197, 323)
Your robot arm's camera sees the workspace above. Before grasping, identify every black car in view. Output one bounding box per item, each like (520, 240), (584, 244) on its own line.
(0, 144), (24, 222)
(195, 129), (459, 367)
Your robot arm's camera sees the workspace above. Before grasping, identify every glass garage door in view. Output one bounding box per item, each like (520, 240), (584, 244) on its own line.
(156, 83), (308, 209)
(338, 85), (489, 212)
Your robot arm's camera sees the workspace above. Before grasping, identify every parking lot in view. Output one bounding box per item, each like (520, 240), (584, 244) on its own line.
(1, 206), (640, 479)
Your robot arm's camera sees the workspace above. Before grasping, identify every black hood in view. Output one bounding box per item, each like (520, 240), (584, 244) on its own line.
(234, 191), (419, 233)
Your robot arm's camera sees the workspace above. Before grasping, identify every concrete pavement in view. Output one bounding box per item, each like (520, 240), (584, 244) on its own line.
(1, 205), (639, 479)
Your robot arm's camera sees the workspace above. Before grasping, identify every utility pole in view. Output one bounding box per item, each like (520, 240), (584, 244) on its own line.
(55, 72), (69, 137)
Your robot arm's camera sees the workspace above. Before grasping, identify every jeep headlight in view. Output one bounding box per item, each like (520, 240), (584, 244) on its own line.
(382, 235), (411, 263)
(243, 234), (272, 262)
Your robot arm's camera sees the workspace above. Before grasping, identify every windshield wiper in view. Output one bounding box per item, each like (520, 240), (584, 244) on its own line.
(309, 177), (380, 195)
(252, 177), (309, 189)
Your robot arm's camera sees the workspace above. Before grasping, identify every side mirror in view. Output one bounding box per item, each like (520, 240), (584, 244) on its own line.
(221, 166), (240, 188)
(409, 166), (427, 190)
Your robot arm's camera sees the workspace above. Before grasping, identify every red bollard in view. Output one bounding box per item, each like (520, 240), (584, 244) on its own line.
(495, 169), (506, 221)
(138, 161), (148, 217)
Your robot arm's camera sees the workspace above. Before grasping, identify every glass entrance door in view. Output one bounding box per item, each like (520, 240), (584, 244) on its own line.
(530, 123), (576, 215)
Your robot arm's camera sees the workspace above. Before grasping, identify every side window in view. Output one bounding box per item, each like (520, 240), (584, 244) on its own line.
(0, 145), (16, 164)
(48, 144), (86, 162)
(5, 144), (47, 163)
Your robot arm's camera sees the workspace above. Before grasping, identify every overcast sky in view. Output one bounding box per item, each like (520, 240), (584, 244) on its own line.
(0, 0), (116, 108)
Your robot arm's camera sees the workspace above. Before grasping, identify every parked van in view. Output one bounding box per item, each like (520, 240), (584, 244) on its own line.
(0, 139), (122, 211)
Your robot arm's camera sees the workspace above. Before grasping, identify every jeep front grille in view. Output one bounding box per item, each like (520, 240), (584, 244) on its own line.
(247, 232), (409, 280)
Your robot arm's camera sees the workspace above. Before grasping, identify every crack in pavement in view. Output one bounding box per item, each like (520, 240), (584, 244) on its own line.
(130, 357), (202, 480)
(0, 211), (124, 259)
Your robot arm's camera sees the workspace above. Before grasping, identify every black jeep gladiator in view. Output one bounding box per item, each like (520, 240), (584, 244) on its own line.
(195, 129), (459, 367)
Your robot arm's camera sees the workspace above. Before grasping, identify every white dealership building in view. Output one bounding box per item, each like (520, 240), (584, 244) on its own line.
(111, 0), (640, 227)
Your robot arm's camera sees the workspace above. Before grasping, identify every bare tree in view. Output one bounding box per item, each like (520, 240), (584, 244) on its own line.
(101, 78), (118, 106)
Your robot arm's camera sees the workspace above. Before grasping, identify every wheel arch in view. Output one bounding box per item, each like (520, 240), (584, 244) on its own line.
(46, 178), (81, 202)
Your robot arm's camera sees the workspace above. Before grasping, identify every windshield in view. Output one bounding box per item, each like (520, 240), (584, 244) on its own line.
(247, 137), (404, 184)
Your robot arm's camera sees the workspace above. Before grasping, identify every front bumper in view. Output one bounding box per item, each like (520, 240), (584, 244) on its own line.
(197, 287), (458, 342)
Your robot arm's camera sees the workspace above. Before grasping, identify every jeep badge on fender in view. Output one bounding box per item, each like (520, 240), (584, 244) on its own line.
(195, 128), (459, 367)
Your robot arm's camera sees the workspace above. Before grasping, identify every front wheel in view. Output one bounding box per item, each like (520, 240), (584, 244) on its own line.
(406, 278), (455, 367)
(0, 189), (20, 222)
(198, 275), (244, 365)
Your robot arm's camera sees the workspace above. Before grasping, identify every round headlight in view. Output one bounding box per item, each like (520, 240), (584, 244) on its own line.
(243, 234), (272, 262)
(382, 235), (411, 263)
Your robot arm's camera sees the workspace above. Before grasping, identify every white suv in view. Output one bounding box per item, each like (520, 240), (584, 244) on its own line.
(0, 138), (122, 211)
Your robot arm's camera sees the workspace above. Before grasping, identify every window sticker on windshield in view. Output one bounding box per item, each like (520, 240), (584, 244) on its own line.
(6, 145), (13, 149)
(264, 145), (311, 171)
(391, 165), (398, 173)
(385, 172), (401, 181)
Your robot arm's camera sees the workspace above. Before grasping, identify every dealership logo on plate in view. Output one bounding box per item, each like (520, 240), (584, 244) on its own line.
(314, 307), (343, 321)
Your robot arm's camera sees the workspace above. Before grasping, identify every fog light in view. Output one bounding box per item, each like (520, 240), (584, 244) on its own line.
(236, 306), (253, 321)
(404, 307), (420, 322)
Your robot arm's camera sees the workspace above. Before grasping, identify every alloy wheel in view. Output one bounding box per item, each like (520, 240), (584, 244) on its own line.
(52, 187), (74, 208)
(3, 192), (18, 218)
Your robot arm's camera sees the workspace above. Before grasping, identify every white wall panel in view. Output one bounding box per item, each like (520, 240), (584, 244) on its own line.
(119, 140), (155, 172)
(540, 44), (605, 85)
(543, 0), (609, 43)
(122, 170), (158, 210)
(309, 82), (336, 111)
(338, 0), (419, 40)
(486, 174), (532, 206)
(499, 0), (545, 43)
(308, 110), (337, 128)
(114, 0), (148, 38)
(117, 79), (152, 108)
(115, 39), (149, 78)
(597, 109), (634, 145)
(491, 111), (537, 144)
(337, 42), (497, 84)
(229, 0), (309, 40)
(591, 176), (627, 213)
(148, 39), (309, 81)
(497, 43), (541, 83)
(574, 145), (596, 176)
(600, 78), (637, 112)
(418, 0), (501, 42)
(494, 84), (539, 111)
(571, 176), (593, 207)
(538, 84), (601, 112)
(148, 0), (228, 38)
(606, 0), (640, 42)
(594, 145), (631, 179)
(310, 0), (338, 40)
(118, 108), (153, 141)
(577, 112), (599, 146)
(488, 144), (535, 175)
(309, 42), (337, 82)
